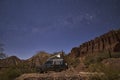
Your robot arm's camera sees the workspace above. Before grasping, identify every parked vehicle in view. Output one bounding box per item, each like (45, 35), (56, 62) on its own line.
(37, 53), (68, 73)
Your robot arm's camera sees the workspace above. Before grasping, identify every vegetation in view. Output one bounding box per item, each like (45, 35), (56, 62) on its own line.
(83, 51), (120, 67)
(64, 55), (80, 68)
(0, 53), (7, 59)
(88, 63), (120, 80)
(0, 67), (21, 80)
(83, 51), (120, 80)
(0, 63), (37, 80)
(0, 43), (7, 59)
(0, 50), (120, 80)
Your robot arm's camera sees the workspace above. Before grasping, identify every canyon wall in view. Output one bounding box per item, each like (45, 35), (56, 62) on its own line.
(69, 29), (120, 57)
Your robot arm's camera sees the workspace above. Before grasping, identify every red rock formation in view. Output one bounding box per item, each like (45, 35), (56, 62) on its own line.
(0, 56), (22, 67)
(69, 29), (120, 57)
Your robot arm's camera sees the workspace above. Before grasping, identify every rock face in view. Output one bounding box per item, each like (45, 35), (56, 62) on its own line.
(26, 51), (51, 67)
(0, 51), (51, 69)
(0, 56), (22, 67)
(69, 29), (120, 57)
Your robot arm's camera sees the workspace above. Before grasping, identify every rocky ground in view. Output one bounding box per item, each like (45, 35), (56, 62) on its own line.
(15, 71), (104, 80)
(15, 72), (85, 80)
(15, 67), (103, 80)
(15, 58), (120, 80)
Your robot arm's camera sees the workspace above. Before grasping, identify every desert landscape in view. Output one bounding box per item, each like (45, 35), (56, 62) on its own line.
(0, 0), (120, 80)
(0, 29), (120, 80)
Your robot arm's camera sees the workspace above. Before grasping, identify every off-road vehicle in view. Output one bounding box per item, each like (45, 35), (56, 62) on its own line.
(37, 54), (68, 73)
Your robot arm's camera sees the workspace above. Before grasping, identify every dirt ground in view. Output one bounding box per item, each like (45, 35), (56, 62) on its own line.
(15, 68), (101, 80)
(15, 73), (83, 80)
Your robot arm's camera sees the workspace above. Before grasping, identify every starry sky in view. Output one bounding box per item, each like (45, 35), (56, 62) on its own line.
(0, 0), (120, 59)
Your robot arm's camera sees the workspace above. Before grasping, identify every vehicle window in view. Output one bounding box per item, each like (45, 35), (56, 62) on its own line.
(54, 61), (63, 65)
(45, 61), (52, 64)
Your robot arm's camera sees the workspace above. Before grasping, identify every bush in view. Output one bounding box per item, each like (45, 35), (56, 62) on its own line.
(16, 62), (37, 73)
(64, 55), (80, 68)
(111, 52), (120, 58)
(83, 51), (120, 67)
(83, 52), (120, 80)
(88, 63), (120, 80)
(0, 67), (21, 80)
(0, 64), (37, 80)
(102, 66), (120, 80)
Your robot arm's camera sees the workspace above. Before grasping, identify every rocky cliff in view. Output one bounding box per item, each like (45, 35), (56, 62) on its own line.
(69, 29), (120, 57)
(0, 56), (22, 67)
(0, 51), (50, 69)
(26, 51), (51, 67)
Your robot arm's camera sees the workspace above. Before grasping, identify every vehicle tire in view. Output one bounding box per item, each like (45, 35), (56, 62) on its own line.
(44, 70), (48, 73)
(55, 68), (61, 72)
(39, 68), (44, 73)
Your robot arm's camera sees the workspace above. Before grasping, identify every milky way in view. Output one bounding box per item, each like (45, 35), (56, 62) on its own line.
(0, 0), (120, 59)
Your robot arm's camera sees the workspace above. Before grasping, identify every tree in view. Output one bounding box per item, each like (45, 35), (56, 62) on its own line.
(0, 43), (7, 59)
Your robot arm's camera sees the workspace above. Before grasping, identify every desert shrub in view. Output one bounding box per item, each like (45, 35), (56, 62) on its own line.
(0, 67), (21, 80)
(111, 52), (120, 58)
(83, 51), (116, 67)
(88, 75), (103, 80)
(102, 66), (120, 80)
(0, 63), (37, 80)
(88, 63), (120, 80)
(7, 68), (20, 79)
(72, 58), (80, 67)
(83, 54), (102, 67)
(84, 51), (120, 67)
(64, 56), (80, 68)
(16, 62), (36, 73)
(88, 63), (101, 72)
(83, 51), (120, 80)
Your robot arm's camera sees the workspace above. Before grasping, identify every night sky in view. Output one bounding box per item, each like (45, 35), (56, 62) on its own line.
(0, 0), (120, 59)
